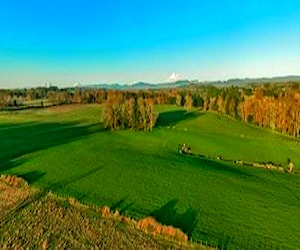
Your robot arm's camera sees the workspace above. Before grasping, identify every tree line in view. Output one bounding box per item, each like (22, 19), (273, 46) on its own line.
(0, 87), (203, 109)
(1, 82), (299, 137)
(241, 87), (300, 137)
(198, 83), (300, 138)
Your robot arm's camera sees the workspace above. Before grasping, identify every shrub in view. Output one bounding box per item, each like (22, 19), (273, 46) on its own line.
(137, 216), (188, 243)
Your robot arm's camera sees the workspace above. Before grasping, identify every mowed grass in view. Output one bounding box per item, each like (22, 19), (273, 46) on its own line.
(1, 104), (300, 248)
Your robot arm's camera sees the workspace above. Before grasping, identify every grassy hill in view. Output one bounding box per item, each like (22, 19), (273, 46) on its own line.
(1, 104), (299, 248)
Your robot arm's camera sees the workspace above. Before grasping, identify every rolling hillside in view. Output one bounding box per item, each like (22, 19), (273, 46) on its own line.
(0, 104), (299, 248)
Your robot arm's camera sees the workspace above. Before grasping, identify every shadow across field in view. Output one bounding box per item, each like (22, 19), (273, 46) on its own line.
(19, 170), (46, 184)
(48, 166), (104, 191)
(111, 198), (135, 214)
(0, 121), (104, 172)
(199, 158), (254, 178)
(156, 110), (202, 127)
(150, 199), (198, 237)
(183, 154), (257, 179)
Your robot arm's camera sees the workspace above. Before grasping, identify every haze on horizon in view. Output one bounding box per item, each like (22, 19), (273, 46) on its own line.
(1, 0), (300, 89)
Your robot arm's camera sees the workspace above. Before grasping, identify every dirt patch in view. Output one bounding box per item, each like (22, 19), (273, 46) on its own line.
(0, 175), (32, 219)
(0, 175), (209, 249)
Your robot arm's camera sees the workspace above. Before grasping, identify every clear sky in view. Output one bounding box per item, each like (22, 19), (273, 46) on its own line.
(1, 0), (300, 88)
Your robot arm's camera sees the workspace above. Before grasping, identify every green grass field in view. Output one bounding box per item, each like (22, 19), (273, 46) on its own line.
(1, 104), (300, 249)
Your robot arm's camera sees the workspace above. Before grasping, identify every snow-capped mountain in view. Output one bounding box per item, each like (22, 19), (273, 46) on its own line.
(168, 72), (180, 82)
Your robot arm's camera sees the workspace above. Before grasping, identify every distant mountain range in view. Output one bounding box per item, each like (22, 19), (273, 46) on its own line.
(211, 75), (300, 87)
(83, 80), (194, 90)
(81, 75), (300, 90)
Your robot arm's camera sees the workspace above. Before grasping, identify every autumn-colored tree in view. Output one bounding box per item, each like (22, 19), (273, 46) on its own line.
(72, 89), (83, 104)
(103, 92), (157, 131)
(145, 98), (157, 131)
(184, 94), (193, 110)
(137, 97), (147, 130)
(48, 91), (56, 105)
(26, 89), (35, 101)
(240, 85), (300, 137)
(176, 94), (182, 107)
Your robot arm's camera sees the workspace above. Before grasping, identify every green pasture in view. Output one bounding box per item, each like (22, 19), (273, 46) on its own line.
(0, 104), (299, 248)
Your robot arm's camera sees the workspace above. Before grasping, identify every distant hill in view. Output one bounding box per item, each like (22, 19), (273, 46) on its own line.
(83, 80), (197, 90)
(84, 83), (126, 90)
(210, 75), (300, 87)
(81, 75), (300, 90)
(129, 80), (195, 89)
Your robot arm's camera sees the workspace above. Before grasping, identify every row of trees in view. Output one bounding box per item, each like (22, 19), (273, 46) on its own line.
(1, 82), (300, 136)
(201, 84), (300, 138)
(0, 87), (107, 108)
(0, 87), (203, 109)
(241, 89), (300, 137)
(103, 92), (158, 131)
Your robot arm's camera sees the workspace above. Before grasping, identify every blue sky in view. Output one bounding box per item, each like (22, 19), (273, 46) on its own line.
(1, 0), (300, 88)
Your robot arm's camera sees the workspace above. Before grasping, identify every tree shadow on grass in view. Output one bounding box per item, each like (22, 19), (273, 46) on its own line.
(0, 122), (106, 213)
(185, 154), (257, 179)
(0, 121), (104, 173)
(111, 198), (135, 214)
(0, 157), (31, 173)
(18, 170), (46, 184)
(150, 199), (198, 237)
(156, 110), (202, 127)
(0, 119), (107, 216)
(49, 166), (104, 191)
(111, 198), (127, 211)
(199, 158), (253, 177)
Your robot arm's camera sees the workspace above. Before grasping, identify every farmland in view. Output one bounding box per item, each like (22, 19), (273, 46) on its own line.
(1, 104), (300, 248)
(0, 175), (196, 249)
